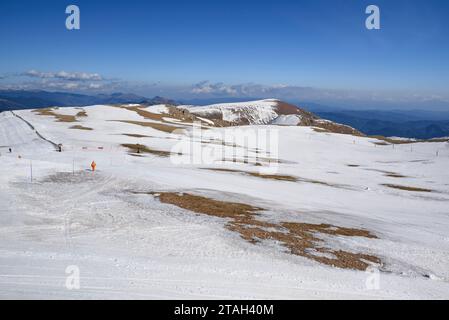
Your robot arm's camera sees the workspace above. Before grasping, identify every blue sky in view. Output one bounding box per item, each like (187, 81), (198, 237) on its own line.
(0, 0), (448, 109)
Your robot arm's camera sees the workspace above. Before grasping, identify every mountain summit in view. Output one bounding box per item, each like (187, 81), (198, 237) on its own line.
(178, 99), (363, 136)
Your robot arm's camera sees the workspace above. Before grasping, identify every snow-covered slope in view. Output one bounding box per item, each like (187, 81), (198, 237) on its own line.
(271, 114), (302, 126)
(1, 104), (449, 299)
(180, 99), (280, 125)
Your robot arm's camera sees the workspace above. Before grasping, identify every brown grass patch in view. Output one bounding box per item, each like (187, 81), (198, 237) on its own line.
(382, 184), (433, 193)
(152, 192), (262, 219)
(203, 168), (352, 189)
(122, 106), (165, 121)
(312, 122), (365, 137)
(371, 135), (449, 145)
(385, 173), (407, 178)
(121, 143), (172, 157)
(76, 110), (87, 117)
(203, 168), (297, 182)
(122, 133), (152, 138)
(112, 120), (183, 134)
(69, 125), (93, 131)
(312, 127), (329, 133)
(119, 105), (226, 128)
(33, 108), (77, 122)
(121, 105), (202, 125)
(366, 169), (408, 178)
(148, 192), (380, 270)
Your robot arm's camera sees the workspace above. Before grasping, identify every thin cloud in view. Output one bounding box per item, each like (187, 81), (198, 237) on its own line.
(188, 81), (449, 109)
(24, 70), (103, 81)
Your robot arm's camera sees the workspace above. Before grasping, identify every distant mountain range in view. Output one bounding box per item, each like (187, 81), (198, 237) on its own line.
(1, 90), (449, 139)
(0, 90), (177, 111)
(314, 110), (449, 139)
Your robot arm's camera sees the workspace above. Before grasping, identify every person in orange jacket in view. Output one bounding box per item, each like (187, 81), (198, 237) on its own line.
(91, 160), (96, 171)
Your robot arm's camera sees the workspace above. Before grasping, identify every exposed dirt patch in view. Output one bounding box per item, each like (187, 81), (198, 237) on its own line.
(111, 120), (183, 134)
(310, 120), (365, 137)
(76, 110), (88, 117)
(121, 106), (165, 121)
(147, 192), (380, 270)
(120, 105), (213, 127)
(370, 136), (449, 145)
(365, 168), (408, 178)
(122, 133), (152, 138)
(203, 168), (297, 182)
(203, 168), (352, 189)
(385, 173), (407, 178)
(275, 101), (316, 117)
(69, 125), (93, 131)
(382, 184), (433, 193)
(151, 192), (262, 219)
(312, 127), (329, 133)
(121, 143), (172, 157)
(373, 141), (390, 146)
(33, 108), (78, 122)
(347, 164), (360, 167)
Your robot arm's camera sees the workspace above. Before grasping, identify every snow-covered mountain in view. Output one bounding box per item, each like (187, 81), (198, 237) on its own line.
(179, 99), (283, 125)
(178, 99), (363, 136)
(1, 103), (449, 299)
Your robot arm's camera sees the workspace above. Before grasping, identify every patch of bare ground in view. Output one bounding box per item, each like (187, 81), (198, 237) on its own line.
(111, 120), (183, 134)
(373, 141), (390, 146)
(371, 135), (449, 145)
(76, 110), (87, 117)
(121, 143), (172, 157)
(203, 168), (351, 189)
(382, 184), (433, 193)
(69, 125), (93, 131)
(298, 178), (349, 188)
(385, 173), (407, 178)
(122, 133), (152, 138)
(365, 168), (409, 178)
(148, 192), (380, 270)
(121, 106), (165, 121)
(33, 108), (78, 122)
(312, 127), (329, 133)
(203, 168), (297, 182)
(310, 121), (365, 136)
(347, 164), (360, 167)
(275, 101), (364, 138)
(119, 105), (212, 127)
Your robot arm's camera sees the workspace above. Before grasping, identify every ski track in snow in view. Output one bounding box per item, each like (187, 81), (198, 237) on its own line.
(1, 106), (449, 299)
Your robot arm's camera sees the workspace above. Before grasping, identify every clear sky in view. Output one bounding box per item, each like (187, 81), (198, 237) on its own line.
(0, 0), (448, 109)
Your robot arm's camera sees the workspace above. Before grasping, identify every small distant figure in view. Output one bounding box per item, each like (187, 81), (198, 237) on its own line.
(91, 161), (96, 172)
(58, 144), (62, 152)
(9, 148), (12, 153)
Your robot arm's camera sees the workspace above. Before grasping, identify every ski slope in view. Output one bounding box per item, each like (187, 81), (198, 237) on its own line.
(1, 104), (449, 299)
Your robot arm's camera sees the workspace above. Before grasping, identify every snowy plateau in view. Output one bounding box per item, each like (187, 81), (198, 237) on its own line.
(0, 100), (449, 299)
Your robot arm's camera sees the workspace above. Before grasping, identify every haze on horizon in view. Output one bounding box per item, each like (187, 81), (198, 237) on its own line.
(0, 0), (448, 110)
